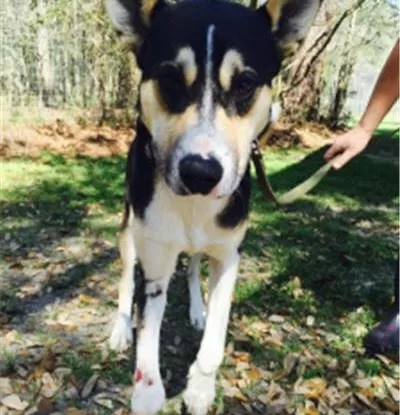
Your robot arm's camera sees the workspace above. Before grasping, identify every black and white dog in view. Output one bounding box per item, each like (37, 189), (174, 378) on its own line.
(106, 0), (320, 413)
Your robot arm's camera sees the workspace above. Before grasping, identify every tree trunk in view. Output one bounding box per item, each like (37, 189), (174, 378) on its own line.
(36, 0), (54, 107)
(328, 10), (358, 127)
(115, 55), (133, 109)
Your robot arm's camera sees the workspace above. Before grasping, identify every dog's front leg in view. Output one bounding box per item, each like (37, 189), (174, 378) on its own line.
(183, 251), (240, 415)
(188, 253), (206, 330)
(131, 244), (178, 415)
(110, 224), (136, 351)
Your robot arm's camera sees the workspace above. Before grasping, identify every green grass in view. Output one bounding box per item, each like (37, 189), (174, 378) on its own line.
(0, 152), (125, 260)
(62, 350), (132, 385)
(1, 136), (397, 318)
(1, 132), (398, 412)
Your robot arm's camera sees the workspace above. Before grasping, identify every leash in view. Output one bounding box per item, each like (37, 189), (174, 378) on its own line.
(251, 139), (336, 205)
(251, 104), (338, 205)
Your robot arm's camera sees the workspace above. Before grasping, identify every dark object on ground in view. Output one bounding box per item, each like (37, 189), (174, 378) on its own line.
(363, 305), (399, 360)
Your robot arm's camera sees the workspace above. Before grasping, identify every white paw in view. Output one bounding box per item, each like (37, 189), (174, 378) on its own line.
(131, 375), (166, 415)
(109, 312), (133, 351)
(183, 362), (216, 415)
(189, 302), (206, 331)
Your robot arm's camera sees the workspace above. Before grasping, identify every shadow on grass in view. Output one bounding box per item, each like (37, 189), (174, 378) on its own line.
(266, 139), (398, 205)
(0, 153), (126, 319)
(1, 152), (200, 397)
(1, 134), (398, 402)
(239, 136), (398, 323)
(1, 153), (126, 257)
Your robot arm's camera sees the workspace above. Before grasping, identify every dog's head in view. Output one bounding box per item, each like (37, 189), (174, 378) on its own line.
(107, 0), (320, 197)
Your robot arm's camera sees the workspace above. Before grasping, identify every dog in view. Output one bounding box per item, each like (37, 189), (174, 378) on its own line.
(106, 0), (321, 413)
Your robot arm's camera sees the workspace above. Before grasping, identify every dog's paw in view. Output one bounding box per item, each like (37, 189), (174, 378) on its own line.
(189, 301), (206, 331)
(183, 362), (216, 415)
(109, 312), (133, 351)
(131, 375), (166, 415)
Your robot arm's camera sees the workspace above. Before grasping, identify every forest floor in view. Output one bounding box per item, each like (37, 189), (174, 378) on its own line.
(0, 120), (399, 415)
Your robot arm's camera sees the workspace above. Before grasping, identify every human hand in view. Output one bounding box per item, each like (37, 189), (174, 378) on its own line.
(324, 125), (372, 170)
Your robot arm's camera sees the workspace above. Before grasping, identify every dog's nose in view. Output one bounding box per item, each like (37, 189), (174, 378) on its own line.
(179, 155), (223, 195)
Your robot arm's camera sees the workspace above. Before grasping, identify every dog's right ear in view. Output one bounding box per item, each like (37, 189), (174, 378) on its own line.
(106, 0), (165, 53)
(261, 0), (321, 59)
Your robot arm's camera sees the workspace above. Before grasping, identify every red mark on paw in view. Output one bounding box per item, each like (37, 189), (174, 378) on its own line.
(135, 369), (143, 383)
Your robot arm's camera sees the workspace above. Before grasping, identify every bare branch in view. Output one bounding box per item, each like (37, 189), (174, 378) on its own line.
(283, 0), (368, 94)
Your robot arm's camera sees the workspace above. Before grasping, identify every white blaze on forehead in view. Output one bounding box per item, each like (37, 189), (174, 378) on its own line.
(201, 24), (216, 124)
(175, 47), (197, 86)
(219, 50), (244, 91)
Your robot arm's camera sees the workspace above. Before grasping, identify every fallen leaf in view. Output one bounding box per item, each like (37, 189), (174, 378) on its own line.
(234, 390), (248, 402)
(246, 367), (262, 382)
(78, 294), (99, 305)
(381, 396), (399, 412)
(353, 378), (372, 389)
(36, 396), (54, 414)
(283, 353), (298, 375)
(41, 372), (59, 398)
(25, 407), (40, 415)
(81, 374), (99, 398)
(354, 392), (379, 410)
(93, 396), (113, 409)
(0, 378), (13, 395)
(65, 408), (87, 415)
(306, 316), (315, 327)
(39, 349), (56, 372)
(296, 378), (327, 399)
(346, 359), (356, 376)
(266, 401), (287, 414)
(375, 353), (393, 367)
(113, 409), (131, 415)
(258, 393), (269, 405)
(336, 377), (350, 390)
(327, 358), (338, 369)
(299, 408), (319, 415)
(325, 385), (342, 406)
(64, 386), (79, 399)
(382, 374), (400, 402)
(1, 394), (29, 411)
(269, 314), (285, 324)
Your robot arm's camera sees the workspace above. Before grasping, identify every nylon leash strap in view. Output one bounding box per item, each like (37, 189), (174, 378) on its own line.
(251, 104), (337, 205)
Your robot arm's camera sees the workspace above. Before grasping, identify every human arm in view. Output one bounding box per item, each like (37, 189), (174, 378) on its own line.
(324, 40), (399, 170)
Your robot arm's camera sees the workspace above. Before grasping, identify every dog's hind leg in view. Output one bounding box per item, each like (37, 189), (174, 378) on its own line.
(183, 251), (240, 415)
(131, 244), (178, 415)
(188, 253), (206, 330)
(109, 208), (136, 351)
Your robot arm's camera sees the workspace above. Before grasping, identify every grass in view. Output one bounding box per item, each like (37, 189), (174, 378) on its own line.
(0, 132), (398, 413)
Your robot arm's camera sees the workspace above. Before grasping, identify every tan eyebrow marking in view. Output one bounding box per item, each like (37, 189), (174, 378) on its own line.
(175, 46), (198, 87)
(219, 49), (244, 91)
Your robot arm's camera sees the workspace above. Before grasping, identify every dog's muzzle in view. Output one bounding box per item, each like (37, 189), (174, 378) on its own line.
(179, 154), (223, 195)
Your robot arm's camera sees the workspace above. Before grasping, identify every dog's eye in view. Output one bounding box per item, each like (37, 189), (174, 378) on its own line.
(231, 70), (260, 113)
(155, 64), (188, 113)
(232, 71), (259, 100)
(232, 71), (258, 96)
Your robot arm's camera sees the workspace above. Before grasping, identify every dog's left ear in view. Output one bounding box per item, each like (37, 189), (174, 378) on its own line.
(261, 0), (322, 59)
(106, 0), (166, 53)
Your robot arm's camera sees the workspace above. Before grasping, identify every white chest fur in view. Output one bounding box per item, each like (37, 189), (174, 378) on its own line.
(133, 180), (246, 259)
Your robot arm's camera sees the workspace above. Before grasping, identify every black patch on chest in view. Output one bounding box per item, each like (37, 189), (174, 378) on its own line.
(217, 166), (251, 228)
(126, 122), (156, 220)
